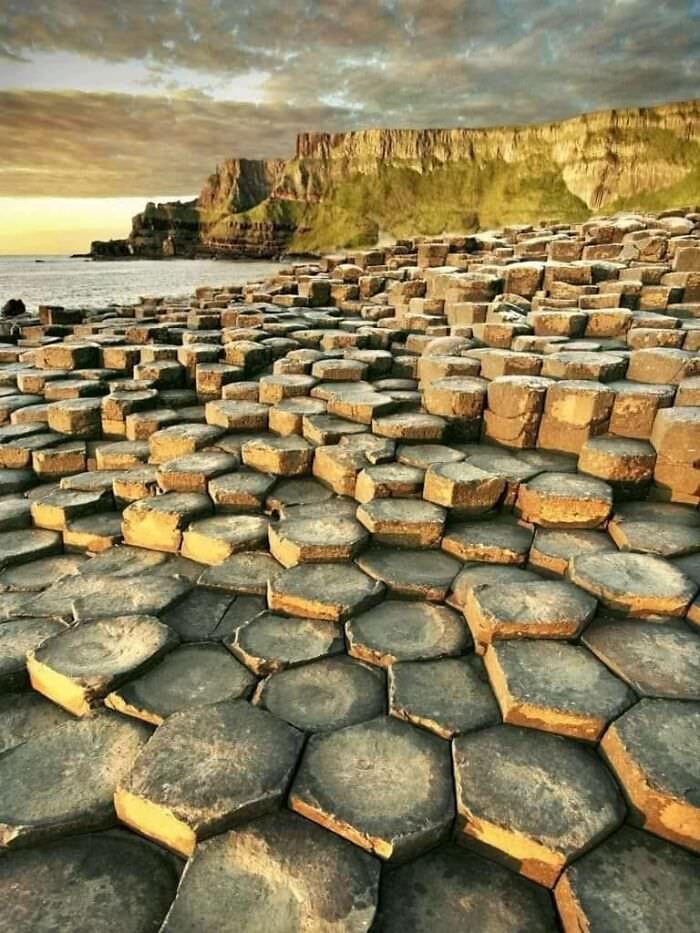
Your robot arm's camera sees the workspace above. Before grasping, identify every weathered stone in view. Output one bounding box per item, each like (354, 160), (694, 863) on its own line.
(227, 611), (345, 674)
(356, 499), (446, 547)
(442, 516), (533, 564)
(269, 515), (368, 567)
(122, 492), (213, 552)
(115, 700), (304, 857)
(268, 562), (385, 621)
(0, 691), (73, 754)
(0, 528), (62, 568)
(529, 527), (616, 575)
(27, 615), (178, 716)
(181, 514), (268, 564)
(290, 715), (455, 861)
(453, 724), (625, 886)
(356, 547), (460, 601)
(516, 472), (613, 528)
(0, 711), (150, 848)
(242, 435), (313, 476)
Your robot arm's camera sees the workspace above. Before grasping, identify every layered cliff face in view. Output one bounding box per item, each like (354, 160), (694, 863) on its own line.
(91, 99), (700, 258)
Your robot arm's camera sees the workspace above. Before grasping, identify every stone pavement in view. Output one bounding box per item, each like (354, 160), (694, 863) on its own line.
(1, 210), (700, 930)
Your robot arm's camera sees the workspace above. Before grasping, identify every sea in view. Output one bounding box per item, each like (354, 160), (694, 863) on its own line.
(0, 256), (286, 312)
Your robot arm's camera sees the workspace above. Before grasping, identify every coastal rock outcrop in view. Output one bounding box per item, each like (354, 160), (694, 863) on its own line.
(91, 99), (700, 260)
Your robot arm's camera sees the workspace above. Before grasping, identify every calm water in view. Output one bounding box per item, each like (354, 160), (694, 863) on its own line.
(0, 257), (285, 311)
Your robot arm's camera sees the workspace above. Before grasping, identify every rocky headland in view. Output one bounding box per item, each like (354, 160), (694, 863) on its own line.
(91, 99), (700, 261)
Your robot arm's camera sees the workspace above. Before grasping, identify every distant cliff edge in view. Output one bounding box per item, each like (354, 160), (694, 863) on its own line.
(90, 99), (700, 260)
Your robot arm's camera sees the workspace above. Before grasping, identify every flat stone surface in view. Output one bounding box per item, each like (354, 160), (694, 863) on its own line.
(198, 550), (283, 595)
(181, 514), (269, 564)
(158, 587), (234, 641)
(27, 615), (178, 716)
(569, 551), (698, 617)
(0, 711), (150, 847)
(255, 656), (385, 732)
(389, 655), (499, 738)
(465, 579), (597, 651)
(356, 548), (460, 601)
(290, 715), (455, 861)
(347, 600), (470, 666)
(208, 471), (277, 512)
(584, 617), (700, 700)
(268, 562), (385, 622)
(0, 830), (180, 933)
(555, 826), (700, 933)
(484, 640), (635, 742)
(517, 472), (613, 528)
(529, 527), (616, 575)
(0, 553), (86, 591)
(0, 617), (67, 691)
(106, 644), (257, 724)
(160, 811), (379, 933)
(115, 700), (304, 857)
(269, 515), (368, 567)
(453, 724), (625, 886)
(600, 698), (700, 852)
(356, 499), (446, 548)
(228, 611), (345, 674)
(447, 563), (542, 609)
(0, 690), (73, 753)
(377, 844), (557, 932)
(442, 516), (533, 564)
(0, 528), (62, 568)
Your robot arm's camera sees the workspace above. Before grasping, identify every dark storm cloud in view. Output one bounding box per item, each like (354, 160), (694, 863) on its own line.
(0, 0), (698, 195)
(0, 90), (354, 196)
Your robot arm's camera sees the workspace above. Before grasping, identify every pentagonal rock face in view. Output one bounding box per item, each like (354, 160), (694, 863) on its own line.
(356, 548), (460, 601)
(0, 830), (180, 933)
(356, 499), (446, 548)
(389, 655), (500, 739)
(0, 711), (150, 848)
(347, 600), (470, 667)
(255, 656), (385, 732)
(554, 826), (700, 933)
(160, 811), (379, 933)
(228, 612), (345, 674)
(378, 845), (556, 933)
(584, 618), (700, 700)
(180, 514), (269, 564)
(27, 615), (178, 716)
(600, 698), (700, 852)
(516, 473), (613, 528)
(0, 691), (73, 754)
(198, 551), (283, 595)
(442, 517), (533, 564)
(289, 715), (455, 861)
(484, 640), (634, 742)
(106, 644), (257, 724)
(569, 552), (698, 617)
(0, 617), (67, 691)
(267, 562), (385, 622)
(268, 515), (369, 567)
(464, 579), (597, 652)
(115, 700), (304, 857)
(453, 725), (625, 887)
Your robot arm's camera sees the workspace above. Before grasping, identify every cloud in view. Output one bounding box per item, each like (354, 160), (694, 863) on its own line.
(0, 0), (697, 197)
(0, 90), (355, 196)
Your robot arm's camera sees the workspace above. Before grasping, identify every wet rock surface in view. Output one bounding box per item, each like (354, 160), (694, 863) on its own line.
(2, 214), (700, 925)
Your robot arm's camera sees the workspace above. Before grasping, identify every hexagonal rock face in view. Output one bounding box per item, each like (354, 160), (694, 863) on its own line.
(600, 698), (700, 852)
(423, 462), (505, 514)
(377, 845), (557, 933)
(242, 435), (313, 476)
(484, 640), (634, 742)
(26, 615), (179, 717)
(569, 552), (698, 617)
(268, 515), (369, 567)
(228, 612), (345, 674)
(516, 473), (613, 528)
(453, 725), (625, 887)
(180, 515), (269, 564)
(554, 826), (700, 933)
(464, 579), (597, 652)
(389, 655), (500, 739)
(356, 499), (446, 548)
(583, 619), (700, 700)
(347, 600), (470, 666)
(105, 644), (257, 725)
(529, 528), (616, 576)
(161, 811), (379, 933)
(267, 562), (385, 622)
(442, 517), (533, 565)
(356, 548), (460, 601)
(255, 656), (385, 732)
(0, 831), (180, 933)
(0, 711), (150, 848)
(115, 700), (304, 857)
(289, 715), (455, 861)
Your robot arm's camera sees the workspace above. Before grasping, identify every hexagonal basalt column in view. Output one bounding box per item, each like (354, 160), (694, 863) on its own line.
(289, 715), (455, 861)
(600, 698), (700, 852)
(356, 499), (446, 548)
(268, 515), (369, 567)
(453, 725), (625, 886)
(115, 700), (304, 857)
(267, 562), (385, 622)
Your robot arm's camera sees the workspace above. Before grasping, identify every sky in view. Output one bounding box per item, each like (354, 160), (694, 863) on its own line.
(0, 0), (698, 254)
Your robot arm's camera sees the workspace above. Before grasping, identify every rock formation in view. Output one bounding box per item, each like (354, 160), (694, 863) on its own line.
(91, 99), (700, 259)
